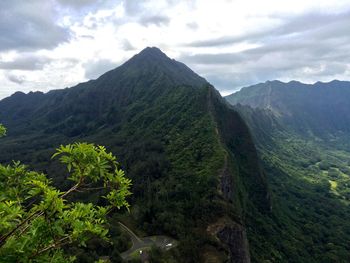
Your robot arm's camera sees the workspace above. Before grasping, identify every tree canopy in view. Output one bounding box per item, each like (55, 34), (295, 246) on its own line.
(0, 124), (5, 137)
(0, 136), (131, 262)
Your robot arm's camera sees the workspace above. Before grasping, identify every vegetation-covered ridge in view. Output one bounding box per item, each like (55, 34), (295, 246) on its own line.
(0, 47), (269, 262)
(226, 81), (350, 262)
(226, 80), (350, 141)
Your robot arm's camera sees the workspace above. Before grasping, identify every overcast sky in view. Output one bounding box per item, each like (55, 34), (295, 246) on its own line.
(0, 0), (349, 99)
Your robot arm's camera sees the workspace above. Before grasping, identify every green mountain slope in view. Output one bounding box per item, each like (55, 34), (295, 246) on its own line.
(226, 81), (350, 262)
(0, 47), (270, 262)
(226, 80), (350, 141)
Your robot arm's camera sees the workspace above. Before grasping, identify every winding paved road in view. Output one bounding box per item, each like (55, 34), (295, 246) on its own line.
(118, 222), (177, 260)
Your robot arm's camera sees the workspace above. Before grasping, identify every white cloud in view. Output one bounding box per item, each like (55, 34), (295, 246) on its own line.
(0, 0), (350, 99)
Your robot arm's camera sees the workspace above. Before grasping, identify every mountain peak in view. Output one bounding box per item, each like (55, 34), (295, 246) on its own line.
(103, 46), (207, 88)
(128, 46), (172, 64)
(138, 46), (167, 57)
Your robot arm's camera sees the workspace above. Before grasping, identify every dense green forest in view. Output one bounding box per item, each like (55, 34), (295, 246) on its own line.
(0, 48), (269, 262)
(227, 81), (350, 262)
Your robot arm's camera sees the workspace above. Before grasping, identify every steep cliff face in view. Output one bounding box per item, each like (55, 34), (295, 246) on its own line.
(217, 223), (251, 263)
(209, 87), (271, 214)
(203, 86), (271, 262)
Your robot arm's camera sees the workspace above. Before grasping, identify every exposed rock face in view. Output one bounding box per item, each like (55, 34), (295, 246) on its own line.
(219, 157), (235, 202)
(216, 158), (251, 263)
(217, 223), (251, 263)
(207, 218), (251, 263)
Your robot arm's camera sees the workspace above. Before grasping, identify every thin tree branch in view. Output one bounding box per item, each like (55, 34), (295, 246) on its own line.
(80, 186), (106, 191)
(61, 176), (85, 198)
(30, 236), (71, 258)
(0, 211), (44, 248)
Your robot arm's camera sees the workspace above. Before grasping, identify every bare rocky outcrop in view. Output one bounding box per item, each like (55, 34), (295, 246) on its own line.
(207, 218), (250, 263)
(217, 223), (251, 263)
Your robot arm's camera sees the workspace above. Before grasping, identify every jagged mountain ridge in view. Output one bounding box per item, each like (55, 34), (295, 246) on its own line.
(0, 47), (269, 262)
(226, 80), (350, 139)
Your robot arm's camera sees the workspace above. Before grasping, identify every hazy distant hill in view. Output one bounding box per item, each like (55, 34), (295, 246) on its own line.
(226, 80), (350, 140)
(0, 47), (270, 262)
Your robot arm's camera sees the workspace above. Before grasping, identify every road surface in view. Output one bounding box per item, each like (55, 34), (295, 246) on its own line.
(118, 222), (177, 260)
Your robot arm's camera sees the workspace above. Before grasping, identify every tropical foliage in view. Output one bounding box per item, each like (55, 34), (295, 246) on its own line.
(0, 124), (5, 137)
(0, 139), (131, 262)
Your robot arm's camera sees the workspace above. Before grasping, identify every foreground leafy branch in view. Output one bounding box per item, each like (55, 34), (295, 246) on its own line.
(0, 124), (6, 137)
(0, 142), (131, 262)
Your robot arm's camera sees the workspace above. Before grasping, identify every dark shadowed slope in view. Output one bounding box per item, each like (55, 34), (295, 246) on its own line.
(226, 80), (350, 139)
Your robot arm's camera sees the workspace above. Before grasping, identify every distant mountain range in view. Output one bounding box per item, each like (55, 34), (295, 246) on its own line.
(226, 80), (350, 140)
